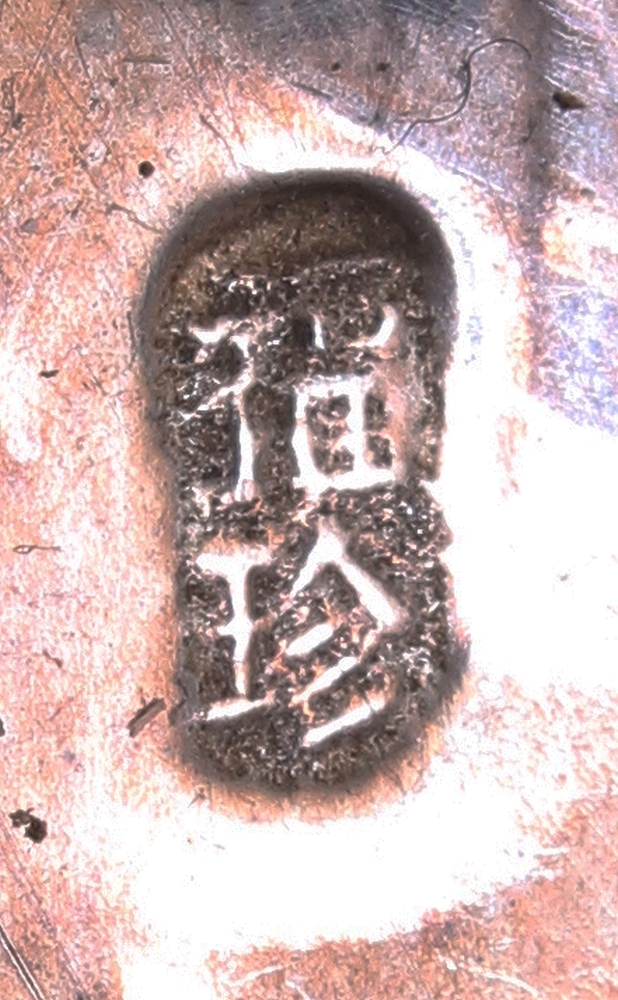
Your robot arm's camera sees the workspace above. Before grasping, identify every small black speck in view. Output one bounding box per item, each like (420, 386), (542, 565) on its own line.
(376, 61), (390, 73)
(330, 61), (341, 72)
(9, 809), (48, 844)
(39, 368), (60, 379)
(552, 89), (586, 111)
(20, 217), (39, 234)
(12, 112), (24, 129)
(0, 718), (5, 737)
(138, 160), (155, 178)
(24, 816), (47, 843)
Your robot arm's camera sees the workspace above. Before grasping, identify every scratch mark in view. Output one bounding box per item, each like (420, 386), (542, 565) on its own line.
(126, 310), (138, 367)
(50, 69), (83, 116)
(12, 544), (62, 555)
(41, 649), (63, 669)
(469, 967), (543, 998)
(40, 55), (91, 119)
(228, 964), (284, 989)
(17, 0), (67, 103)
(82, 359), (107, 394)
(121, 53), (170, 65)
(290, 81), (334, 102)
(47, 696), (75, 723)
(73, 34), (92, 83)
(1, 75), (21, 135)
(10, 5), (113, 176)
(157, 3), (212, 102)
(105, 202), (163, 235)
(285, 979), (315, 1000)
(127, 697), (166, 738)
(158, 0), (236, 161)
(0, 921), (48, 1000)
(392, 37), (531, 149)
(0, 824), (91, 998)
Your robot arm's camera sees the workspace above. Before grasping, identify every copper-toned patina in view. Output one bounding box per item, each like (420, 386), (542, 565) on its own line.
(1, 1), (618, 998)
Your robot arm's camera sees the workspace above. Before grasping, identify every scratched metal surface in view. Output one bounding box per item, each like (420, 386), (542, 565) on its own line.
(1, 1), (618, 998)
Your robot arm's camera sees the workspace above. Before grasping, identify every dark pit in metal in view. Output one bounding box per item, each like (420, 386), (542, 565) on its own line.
(142, 173), (464, 792)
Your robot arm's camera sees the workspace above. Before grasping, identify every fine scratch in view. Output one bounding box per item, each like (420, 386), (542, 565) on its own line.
(391, 36), (531, 149)
(12, 544), (62, 555)
(285, 979), (315, 1000)
(227, 964), (284, 989)
(158, 0), (237, 163)
(290, 80), (334, 102)
(10, 4), (113, 172)
(121, 53), (171, 65)
(105, 202), (164, 235)
(0, 822), (91, 999)
(469, 967), (543, 998)
(17, 0), (67, 103)
(73, 34), (92, 83)
(0, 921), (48, 1000)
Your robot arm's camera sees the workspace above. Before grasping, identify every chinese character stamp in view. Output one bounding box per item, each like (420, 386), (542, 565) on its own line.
(144, 177), (464, 789)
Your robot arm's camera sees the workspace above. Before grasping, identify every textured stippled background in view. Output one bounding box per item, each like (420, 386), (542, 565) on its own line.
(146, 177), (463, 789)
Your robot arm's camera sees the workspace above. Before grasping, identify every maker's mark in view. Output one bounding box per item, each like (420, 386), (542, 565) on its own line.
(144, 178), (463, 789)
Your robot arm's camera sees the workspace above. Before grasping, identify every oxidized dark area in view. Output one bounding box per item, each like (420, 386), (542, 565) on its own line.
(143, 176), (464, 789)
(9, 810), (48, 844)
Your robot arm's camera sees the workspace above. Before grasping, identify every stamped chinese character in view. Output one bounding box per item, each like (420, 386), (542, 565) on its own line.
(144, 177), (464, 789)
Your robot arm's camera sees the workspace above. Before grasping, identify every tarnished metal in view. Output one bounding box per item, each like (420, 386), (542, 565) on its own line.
(1, 1), (618, 998)
(143, 174), (464, 790)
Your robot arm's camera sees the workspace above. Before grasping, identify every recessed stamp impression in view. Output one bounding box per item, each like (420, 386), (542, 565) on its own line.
(142, 175), (466, 793)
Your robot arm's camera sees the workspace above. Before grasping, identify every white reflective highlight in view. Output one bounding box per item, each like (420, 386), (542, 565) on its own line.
(191, 318), (237, 347)
(291, 522), (399, 630)
(313, 316), (325, 350)
(285, 622), (335, 657)
(194, 330), (255, 503)
(191, 303), (403, 728)
(367, 304), (398, 348)
(302, 692), (388, 747)
(204, 697), (271, 722)
(196, 546), (270, 696)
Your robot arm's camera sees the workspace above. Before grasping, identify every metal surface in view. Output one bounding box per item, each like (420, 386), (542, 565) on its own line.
(1, 1), (618, 997)
(144, 174), (463, 791)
